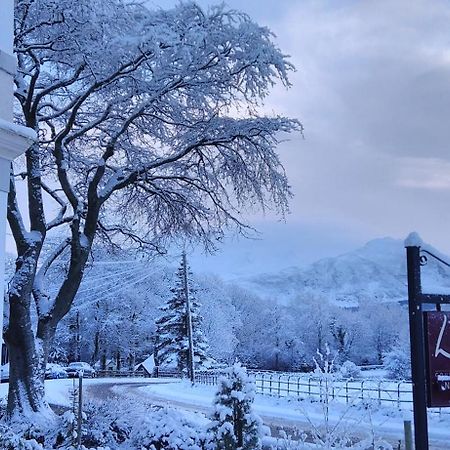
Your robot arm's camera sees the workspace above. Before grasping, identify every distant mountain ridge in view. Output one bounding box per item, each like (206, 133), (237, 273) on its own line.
(234, 237), (450, 306)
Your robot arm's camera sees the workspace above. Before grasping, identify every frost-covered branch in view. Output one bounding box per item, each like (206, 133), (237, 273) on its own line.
(41, 182), (71, 231)
(7, 169), (28, 252)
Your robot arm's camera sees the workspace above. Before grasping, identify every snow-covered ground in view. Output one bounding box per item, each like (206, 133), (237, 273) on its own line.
(1, 377), (449, 448)
(132, 380), (450, 447)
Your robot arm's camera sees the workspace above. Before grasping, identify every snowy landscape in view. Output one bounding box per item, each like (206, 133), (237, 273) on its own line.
(1, 0), (450, 449)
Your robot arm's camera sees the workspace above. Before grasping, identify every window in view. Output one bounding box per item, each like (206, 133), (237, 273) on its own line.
(1, 342), (8, 365)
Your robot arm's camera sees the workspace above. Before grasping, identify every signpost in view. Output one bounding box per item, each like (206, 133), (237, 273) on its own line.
(405, 233), (450, 450)
(425, 312), (450, 407)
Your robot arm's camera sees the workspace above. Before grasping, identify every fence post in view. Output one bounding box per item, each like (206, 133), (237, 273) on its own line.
(287, 376), (291, 396)
(397, 382), (402, 410)
(378, 381), (382, 406)
(297, 377), (300, 399)
(277, 375), (281, 396)
(404, 420), (413, 450)
(308, 377), (312, 398)
(269, 374), (273, 395)
(345, 380), (349, 404)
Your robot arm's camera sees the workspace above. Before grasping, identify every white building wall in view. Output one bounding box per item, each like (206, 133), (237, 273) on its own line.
(0, 0), (35, 370)
(0, 0), (14, 54)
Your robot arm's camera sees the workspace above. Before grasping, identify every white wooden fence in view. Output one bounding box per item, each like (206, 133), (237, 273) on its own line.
(195, 370), (449, 417)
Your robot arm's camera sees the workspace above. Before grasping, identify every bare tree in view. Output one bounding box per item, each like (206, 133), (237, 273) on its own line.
(7, 0), (300, 417)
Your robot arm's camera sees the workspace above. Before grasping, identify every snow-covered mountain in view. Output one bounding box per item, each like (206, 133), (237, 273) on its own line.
(234, 237), (450, 306)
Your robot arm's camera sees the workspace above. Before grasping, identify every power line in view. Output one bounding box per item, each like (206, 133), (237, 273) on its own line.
(77, 266), (150, 295)
(75, 271), (156, 308)
(78, 265), (146, 287)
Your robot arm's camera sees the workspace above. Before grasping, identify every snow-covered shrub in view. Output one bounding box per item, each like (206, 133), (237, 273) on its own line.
(131, 407), (212, 449)
(64, 397), (211, 449)
(339, 361), (361, 380)
(209, 362), (263, 450)
(0, 423), (44, 450)
(80, 400), (131, 448)
(310, 347), (353, 448)
(383, 344), (411, 380)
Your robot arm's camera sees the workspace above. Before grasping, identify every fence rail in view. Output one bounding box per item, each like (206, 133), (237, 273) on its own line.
(95, 367), (181, 379)
(96, 370), (146, 378)
(194, 370), (447, 416)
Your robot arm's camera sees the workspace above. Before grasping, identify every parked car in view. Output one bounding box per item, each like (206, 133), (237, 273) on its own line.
(45, 363), (69, 379)
(65, 362), (96, 378)
(0, 363), (9, 382)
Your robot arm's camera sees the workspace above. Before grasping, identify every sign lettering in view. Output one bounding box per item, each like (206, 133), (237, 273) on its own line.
(425, 312), (450, 407)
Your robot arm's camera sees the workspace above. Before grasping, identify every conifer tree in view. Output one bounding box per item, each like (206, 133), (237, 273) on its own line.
(154, 253), (209, 377)
(209, 363), (262, 450)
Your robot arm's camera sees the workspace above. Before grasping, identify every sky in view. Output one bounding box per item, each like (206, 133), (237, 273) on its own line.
(172, 0), (450, 277)
(6, 0), (450, 278)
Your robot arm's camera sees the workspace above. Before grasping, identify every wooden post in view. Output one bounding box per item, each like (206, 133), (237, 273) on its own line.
(77, 371), (83, 449)
(404, 420), (413, 450)
(182, 251), (195, 384)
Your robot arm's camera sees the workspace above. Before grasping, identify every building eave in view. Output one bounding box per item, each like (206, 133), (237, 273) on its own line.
(0, 118), (36, 161)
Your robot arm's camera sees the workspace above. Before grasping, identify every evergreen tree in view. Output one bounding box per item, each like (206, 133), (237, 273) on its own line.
(209, 363), (262, 450)
(154, 253), (209, 376)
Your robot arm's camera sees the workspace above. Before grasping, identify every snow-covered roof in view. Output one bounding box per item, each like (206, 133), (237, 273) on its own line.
(135, 354), (155, 373)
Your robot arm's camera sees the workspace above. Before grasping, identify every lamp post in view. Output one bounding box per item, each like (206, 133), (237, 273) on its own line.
(0, 0), (36, 377)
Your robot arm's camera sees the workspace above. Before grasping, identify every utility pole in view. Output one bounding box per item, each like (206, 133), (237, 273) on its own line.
(182, 251), (195, 384)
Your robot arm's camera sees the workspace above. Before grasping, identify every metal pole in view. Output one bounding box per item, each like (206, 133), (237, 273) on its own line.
(406, 245), (429, 450)
(182, 251), (195, 384)
(77, 371), (83, 449)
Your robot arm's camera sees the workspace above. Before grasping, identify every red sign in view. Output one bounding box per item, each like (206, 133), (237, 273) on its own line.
(425, 312), (450, 407)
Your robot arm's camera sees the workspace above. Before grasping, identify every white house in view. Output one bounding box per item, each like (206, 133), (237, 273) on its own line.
(0, 0), (36, 371)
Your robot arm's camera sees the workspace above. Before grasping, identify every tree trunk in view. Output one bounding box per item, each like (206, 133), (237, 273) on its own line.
(5, 293), (46, 417)
(91, 331), (100, 365)
(36, 318), (58, 376)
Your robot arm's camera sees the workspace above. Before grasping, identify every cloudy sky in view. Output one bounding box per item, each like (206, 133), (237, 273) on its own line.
(6, 0), (450, 277)
(166, 0), (450, 276)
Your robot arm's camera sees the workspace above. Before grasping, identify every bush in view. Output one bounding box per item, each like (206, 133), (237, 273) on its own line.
(0, 424), (44, 450)
(131, 408), (212, 450)
(383, 345), (411, 380)
(0, 397), (211, 450)
(339, 361), (361, 380)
